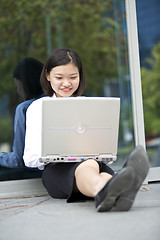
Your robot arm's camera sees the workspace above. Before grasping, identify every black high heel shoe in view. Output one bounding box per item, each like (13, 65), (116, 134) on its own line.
(115, 145), (150, 211)
(95, 166), (135, 212)
(95, 145), (149, 212)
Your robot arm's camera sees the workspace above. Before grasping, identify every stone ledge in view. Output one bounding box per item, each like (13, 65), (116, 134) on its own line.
(0, 178), (48, 199)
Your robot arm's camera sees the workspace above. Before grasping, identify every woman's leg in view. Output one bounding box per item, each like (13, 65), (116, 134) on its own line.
(75, 159), (113, 197)
(75, 158), (136, 212)
(75, 146), (149, 212)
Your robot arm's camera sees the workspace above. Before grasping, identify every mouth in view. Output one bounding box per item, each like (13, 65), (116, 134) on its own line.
(61, 88), (72, 93)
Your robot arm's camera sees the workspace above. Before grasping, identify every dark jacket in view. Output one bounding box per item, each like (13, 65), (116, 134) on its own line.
(0, 99), (35, 168)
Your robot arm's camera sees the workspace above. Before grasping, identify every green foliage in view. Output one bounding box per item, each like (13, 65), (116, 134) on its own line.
(141, 42), (160, 137)
(0, 0), (128, 144)
(0, 117), (12, 144)
(0, 0), (124, 96)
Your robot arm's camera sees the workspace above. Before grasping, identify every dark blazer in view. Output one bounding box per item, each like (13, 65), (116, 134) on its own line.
(0, 99), (35, 168)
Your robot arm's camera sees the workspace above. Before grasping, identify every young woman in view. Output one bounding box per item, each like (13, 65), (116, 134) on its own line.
(23, 48), (149, 212)
(0, 57), (44, 168)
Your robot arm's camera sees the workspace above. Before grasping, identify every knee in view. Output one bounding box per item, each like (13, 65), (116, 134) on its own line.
(74, 159), (101, 197)
(75, 159), (99, 175)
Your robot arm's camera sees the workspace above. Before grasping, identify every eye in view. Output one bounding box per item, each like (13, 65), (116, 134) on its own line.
(56, 77), (62, 80)
(70, 76), (77, 80)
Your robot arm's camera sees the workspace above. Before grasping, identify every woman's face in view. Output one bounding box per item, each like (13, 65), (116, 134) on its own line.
(14, 78), (27, 100)
(46, 63), (80, 97)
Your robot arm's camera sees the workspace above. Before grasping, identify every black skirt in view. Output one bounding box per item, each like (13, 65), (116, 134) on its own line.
(42, 161), (114, 202)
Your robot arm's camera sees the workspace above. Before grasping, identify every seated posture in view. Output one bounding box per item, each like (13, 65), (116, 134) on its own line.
(23, 48), (149, 212)
(0, 57), (44, 168)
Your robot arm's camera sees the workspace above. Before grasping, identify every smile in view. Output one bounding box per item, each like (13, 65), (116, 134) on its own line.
(61, 88), (72, 92)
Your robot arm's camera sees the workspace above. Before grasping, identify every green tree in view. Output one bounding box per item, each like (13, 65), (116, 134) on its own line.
(141, 42), (160, 137)
(0, 0), (127, 144)
(0, 0), (125, 97)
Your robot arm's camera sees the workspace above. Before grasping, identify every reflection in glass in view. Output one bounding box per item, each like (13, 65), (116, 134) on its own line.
(0, 0), (134, 179)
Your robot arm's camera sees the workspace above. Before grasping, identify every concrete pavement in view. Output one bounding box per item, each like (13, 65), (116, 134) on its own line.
(0, 182), (159, 240)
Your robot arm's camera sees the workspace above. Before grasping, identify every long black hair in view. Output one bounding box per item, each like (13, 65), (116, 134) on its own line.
(13, 57), (44, 100)
(40, 48), (85, 97)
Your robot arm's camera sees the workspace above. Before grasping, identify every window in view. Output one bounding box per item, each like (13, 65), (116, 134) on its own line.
(136, 0), (160, 168)
(0, 0), (145, 180)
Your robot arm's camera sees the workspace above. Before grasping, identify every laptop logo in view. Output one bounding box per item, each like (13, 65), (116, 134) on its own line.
(48, 123), (112, 134)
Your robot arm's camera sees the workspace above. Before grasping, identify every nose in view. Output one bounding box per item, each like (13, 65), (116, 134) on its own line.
(62, 79), (71, 86)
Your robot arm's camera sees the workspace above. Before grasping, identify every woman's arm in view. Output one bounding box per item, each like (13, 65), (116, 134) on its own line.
(0, 100), (33, 168)
(23, 98), (45, 170)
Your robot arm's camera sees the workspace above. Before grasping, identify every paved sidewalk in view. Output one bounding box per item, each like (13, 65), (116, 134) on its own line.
(0, 182), (159, 240)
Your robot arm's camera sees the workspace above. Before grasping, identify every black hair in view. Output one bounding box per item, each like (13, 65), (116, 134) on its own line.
(13, 57), (44, 100)
(40, 48), (85, 97)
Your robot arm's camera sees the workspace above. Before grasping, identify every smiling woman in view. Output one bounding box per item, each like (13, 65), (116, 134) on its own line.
(46, 63), (80, 98)
(40, 48), (85, 98)
(22, 47), (149, 212)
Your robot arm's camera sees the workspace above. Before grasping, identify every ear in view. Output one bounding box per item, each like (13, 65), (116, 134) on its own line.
(46, 73), (50, 82)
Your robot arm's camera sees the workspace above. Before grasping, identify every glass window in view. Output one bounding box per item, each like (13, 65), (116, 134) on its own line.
(0, 0), (135, 180)
(136, 0), (160, 167)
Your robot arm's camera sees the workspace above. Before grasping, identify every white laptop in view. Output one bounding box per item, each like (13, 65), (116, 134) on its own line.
(40, 97), (120, 164)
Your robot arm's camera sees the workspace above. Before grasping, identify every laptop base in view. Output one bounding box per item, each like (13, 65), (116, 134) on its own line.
(40, 154), (116, 164)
